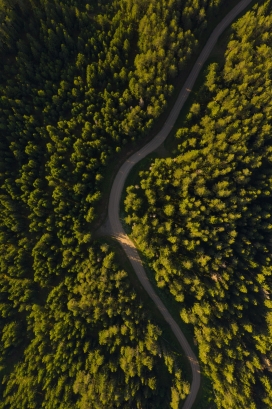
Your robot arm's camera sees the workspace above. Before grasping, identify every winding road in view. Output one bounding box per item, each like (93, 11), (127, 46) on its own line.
(108, 1), (253, 408)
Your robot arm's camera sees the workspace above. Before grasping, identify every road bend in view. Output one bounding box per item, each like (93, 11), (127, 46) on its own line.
(108, 1), (252, 408)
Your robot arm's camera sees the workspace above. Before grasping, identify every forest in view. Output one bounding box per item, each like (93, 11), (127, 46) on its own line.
(125, 2), (272, 408)
(0, 0), (230, 408)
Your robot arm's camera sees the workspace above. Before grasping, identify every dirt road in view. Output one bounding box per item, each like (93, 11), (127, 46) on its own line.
(108, 1), (253, 407)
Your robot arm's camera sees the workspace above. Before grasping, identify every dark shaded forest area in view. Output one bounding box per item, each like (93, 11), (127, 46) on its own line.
(0, 0), (228, 408)
(125, 2), (272, 408)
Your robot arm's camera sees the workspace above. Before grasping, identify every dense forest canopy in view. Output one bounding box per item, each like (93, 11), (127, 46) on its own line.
(125, 2), (272, 408)
(1, 243), (191, 409)
(0, 0), (231, 408)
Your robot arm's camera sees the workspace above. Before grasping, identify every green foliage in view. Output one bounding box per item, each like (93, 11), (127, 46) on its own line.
(125, 2), (272, 408)
(0, 0), (228, 407)
(1, 245), (190, 409)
